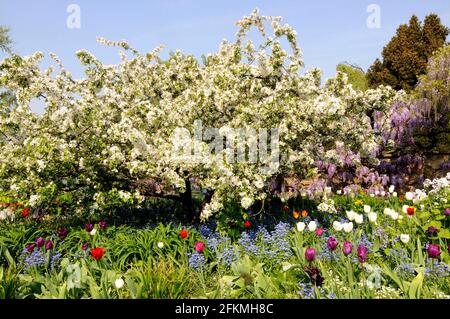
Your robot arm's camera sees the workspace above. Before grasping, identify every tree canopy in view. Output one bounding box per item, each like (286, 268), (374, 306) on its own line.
(367, 14), (449, 91)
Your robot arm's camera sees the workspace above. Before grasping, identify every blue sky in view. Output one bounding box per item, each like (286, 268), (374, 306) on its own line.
(0, 1), (449, 83)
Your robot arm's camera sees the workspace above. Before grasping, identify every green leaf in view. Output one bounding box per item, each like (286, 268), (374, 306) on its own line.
(408, 272), (423, 299)
(437, 228), (450, 239)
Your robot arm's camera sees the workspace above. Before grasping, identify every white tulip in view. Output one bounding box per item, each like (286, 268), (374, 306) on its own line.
(368, 212), (377, 223)
(115, 278), (125, 289)
(332, 221), (343, 231)
(402, 205), (409, 214)
(392, 192), (397, 197)
(380, 191), (386, 197)
(400, 234), (410, 244)
(307, 221), (317, 232)
(157, 242), (164, 248)
(391, 211), (399, 220)
(296, 222), (306, 232)
(89, 228), (97, 236)
(383, 207), (392, 216)
(336, 190), (342, 195)
(363, 205), (371, 213)
(388, 185), (395, 193)
(354, 214), (364, 224)
(405, 192), (414, 201)
(370, 194), (375, 198)
(346, 210), (356, 221)
(343, 222), (353, 233)
(282, 263), (292, 271)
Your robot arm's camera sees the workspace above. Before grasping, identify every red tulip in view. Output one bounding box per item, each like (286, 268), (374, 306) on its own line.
(244, 220), (252, 228)
(21, 207), (30, 218)
(406, 207), (415, 216)
(195, 241), (205, 253)
(179, 229), (189, 239)
(315, 228), (324, 236)
(91, 247), (106, 261)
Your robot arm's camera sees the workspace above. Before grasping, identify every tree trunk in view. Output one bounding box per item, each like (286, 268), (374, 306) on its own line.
(181, 178), (195, 222)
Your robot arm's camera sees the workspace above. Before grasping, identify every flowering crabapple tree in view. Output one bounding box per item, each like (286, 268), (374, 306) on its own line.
(0, 10), (399, 221)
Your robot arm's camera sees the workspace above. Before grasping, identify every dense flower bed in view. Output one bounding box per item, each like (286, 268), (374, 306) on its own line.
(0, 174), (449, 299)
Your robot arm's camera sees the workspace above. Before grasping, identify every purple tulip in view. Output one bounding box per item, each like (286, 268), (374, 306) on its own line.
(327, 237), (339, 251)
(26, 244), (35, 253)
(84, 223), (94, 232)
(427, 226), (439, 235)
(444, 208), (450, 216)
(35, 237), (45, 248)
(57, 227), (68, 240)
(98, 220), (107, 230)
(357, 244), (368, 263)
(45, 240), (53, 250)
(305, 248), (316, 262)
(427, 244), (441, 259)
(343, 241), (353, 255)
(448, 244), (450, 254)
(82, 242), (89, 251)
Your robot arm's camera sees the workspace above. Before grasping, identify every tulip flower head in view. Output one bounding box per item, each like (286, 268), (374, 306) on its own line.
(45, 240), (53, 250)
(195, 241), (205, 253)
(400, 234), (410, 244)
(115, 278), (125, 289)
(427, 244), (441, 259)
(427, 226), (439, 235)
(244, 220), (252, 228)
(99, 220), (107, 230)
(343, 241), (353, 255)
(26, 243), (35, 253)
(357, 245), (369, 263)
(91, 247), (106, 261)
(307, 221), (317, 232)
(315, 228), (324, 236)
(332, 221), (343, 231)
(327, 237), (339, 251)
(305, 248), (316, 262)
(406, 207), (415, 216)
(57, 227), (68, 240)
(343, 222), (353, 233)
(21, 207), (30, 218)
(179, 229), (189, 239)
(296, 222), (306, 232)
(35, 237), (45, 248)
